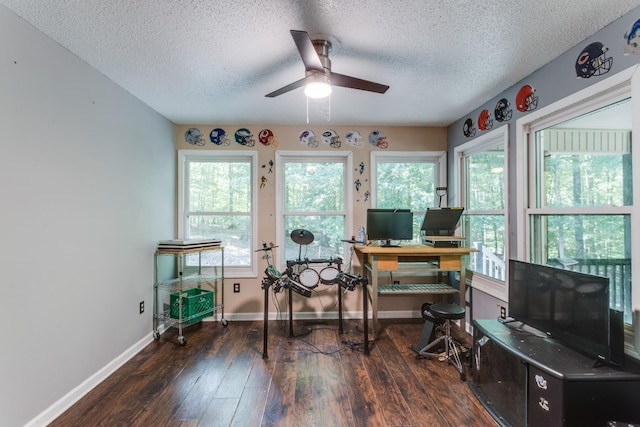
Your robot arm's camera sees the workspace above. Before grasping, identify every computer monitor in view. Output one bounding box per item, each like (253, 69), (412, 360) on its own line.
(366, 209), (413, 247)
(420, 207), (464, 236)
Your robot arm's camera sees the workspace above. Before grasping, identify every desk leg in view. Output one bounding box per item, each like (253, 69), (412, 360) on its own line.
(459, 267), (466, 332)
(370, 256), (379, 340)
(364, 280), (369, 355)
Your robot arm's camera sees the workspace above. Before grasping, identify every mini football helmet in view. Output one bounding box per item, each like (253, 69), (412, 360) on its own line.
(185, 128), (205, 146)
(258, 129), (278, 147)
(624, 19), (640, 55)
(299, 130), (318, 147)
(575, 42), (612, 79)
(234, 128), (255, 147)
(494, 98), (513, 122)
(515, 84), (538, 113)
(478, 109), (493, 131)
(209, 128), (230, 146)
(345, 130), (364, 148)
(321, 129), (341, 148)
(369, 130), (388, 149)
(463, 118), (476, 137)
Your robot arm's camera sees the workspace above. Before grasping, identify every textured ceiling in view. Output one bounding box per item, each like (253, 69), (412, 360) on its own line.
(2, 0), (639, 126)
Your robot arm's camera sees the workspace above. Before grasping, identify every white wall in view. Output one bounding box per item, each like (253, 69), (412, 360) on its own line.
(0, 6), (176, 426)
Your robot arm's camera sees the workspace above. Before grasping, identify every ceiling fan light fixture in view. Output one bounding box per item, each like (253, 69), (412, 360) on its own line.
(304, 73), (332, 98)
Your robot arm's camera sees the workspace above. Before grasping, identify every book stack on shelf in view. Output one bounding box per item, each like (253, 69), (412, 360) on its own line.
(157, 239), (222, 252)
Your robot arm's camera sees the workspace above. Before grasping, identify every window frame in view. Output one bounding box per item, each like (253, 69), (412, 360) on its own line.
(178, 149), (258, 278)
(454, 125), (509, 300)
(370, 151), (447, 242)
(275, 150), (353, 270)
(515, 64), (640, 356)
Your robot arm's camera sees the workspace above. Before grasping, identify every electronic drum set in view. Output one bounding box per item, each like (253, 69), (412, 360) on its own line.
(258, 229), (367, 358)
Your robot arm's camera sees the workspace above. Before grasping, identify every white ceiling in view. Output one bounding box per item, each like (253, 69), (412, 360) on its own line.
(2, 0), (639, 126)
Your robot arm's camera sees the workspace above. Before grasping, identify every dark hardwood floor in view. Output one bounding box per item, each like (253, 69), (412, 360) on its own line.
(50, 318), (498, 427)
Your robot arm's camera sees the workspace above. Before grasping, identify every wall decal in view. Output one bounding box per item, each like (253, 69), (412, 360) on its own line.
(234, 128), (255, 146)
(624, 18), (640, 55)
(260, 176), (267, 189)
(575, 42), (613, 78)
(478, 109), (493, 131)
(345, 130), (364, 148)
(364, 190), (370, 202)
(209, 128), (230, 146)
(515, 84), (539, 112)
(463, 118), (476, 137)
(355, 179), (362, 193)
(357, 161), (365, 175)
(494, 98), (513, 122)
(261, 160), (274, 173)
(258, 129), (278, 147)
(321, 129), (341, 148)
(185, 128), (205, 146)
(369, 130), (388, 149)
(299, 129), (318, 147)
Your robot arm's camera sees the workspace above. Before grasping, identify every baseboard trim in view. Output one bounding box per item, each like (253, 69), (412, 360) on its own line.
(25, 332), (154, 427)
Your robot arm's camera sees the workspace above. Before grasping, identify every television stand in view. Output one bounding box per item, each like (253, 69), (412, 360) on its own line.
(471, 319), (640, 426)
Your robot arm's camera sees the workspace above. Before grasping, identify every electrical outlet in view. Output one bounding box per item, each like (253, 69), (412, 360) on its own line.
(499, 305), (506, 319)
(393, 280), (400, 285)
(233, 283), (240, 293)
(139, 301), (145, 314)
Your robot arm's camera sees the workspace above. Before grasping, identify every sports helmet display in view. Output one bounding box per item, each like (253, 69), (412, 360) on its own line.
(209, 128), (230, 146)
(624, 19), (640, 55)
(515, 84), (538, 113)
(344, 130), (364, 148)
(575, 42), (612, 79)
(321, 129), (341, 148)
(299, 130), (318, 147)
(234, 128), (255, 146)
(369, 130), (388, 149)
(185, 128), (205, 146)
(463, 118), (476, 137)
(258, 129), (278, 147)
(477, 109), (493, 131)
(494, 98), (513, 122)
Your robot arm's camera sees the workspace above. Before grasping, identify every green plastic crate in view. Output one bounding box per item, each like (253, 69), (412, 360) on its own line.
(170, 288), (214, 322)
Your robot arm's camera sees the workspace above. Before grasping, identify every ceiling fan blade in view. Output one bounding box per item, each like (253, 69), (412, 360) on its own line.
(290, 30), (324, 72)
(331, 72), (389, 94)
(265, 77), (308, 98)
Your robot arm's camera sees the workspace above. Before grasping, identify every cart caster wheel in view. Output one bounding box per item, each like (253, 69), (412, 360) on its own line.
(153, 331), (160, 340)
(221, 318), (229, 327)
(178, 336), (186, 346)
(460, 370), (467, 381)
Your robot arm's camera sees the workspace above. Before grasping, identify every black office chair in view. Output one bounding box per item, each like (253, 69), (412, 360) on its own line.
(415, 302), (467, 381)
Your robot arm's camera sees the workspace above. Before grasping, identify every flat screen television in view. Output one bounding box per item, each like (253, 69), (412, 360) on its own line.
(508, 259), (623, 367)
(366, 209), (413, 247)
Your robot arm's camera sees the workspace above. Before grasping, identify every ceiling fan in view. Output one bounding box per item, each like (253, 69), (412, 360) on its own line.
(265, 30), (390, 98)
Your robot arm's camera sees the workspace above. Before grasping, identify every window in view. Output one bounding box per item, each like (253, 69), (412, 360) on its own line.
(454, 126), (508, 299)
(516, 65), (639, 355)
(370, 151), (446, 242)
(276, 151), (352, 265)
(528, 97), (632, 321)
(178, 150), (257, 277)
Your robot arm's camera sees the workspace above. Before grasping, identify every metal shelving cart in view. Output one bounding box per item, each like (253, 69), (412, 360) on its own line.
(153, 245), (226, 345)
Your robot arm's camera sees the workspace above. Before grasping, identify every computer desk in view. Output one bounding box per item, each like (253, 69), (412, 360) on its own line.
(354, 243), (475, 345)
